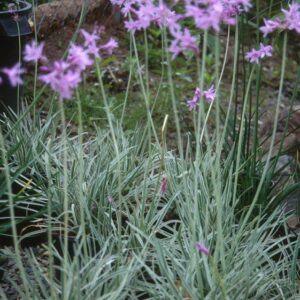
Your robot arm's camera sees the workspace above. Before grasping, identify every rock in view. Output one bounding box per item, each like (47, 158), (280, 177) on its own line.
(260, 105), (300, 234)
(260, 105), (300, 157)
(33, 0), (110, 37)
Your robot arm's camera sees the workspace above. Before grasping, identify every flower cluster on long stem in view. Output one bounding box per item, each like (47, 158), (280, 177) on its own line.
(111, 0), (252, 58)
(0, 27), (118, 101)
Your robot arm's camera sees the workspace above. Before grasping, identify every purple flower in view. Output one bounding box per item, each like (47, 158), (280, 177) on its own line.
(169, 28), (198, 59)
(135, 3), (157, 29)
(110, 0), (126, 5)
(203, 85), (216, 103)
(81, 28), (100, 46)
(185, 3), (223, 32)
(282, 2), (300, 34)
(258, 43), (273, 58)
(229, 0), (252, 12)
(245, 43), (273, 64)
(196, 242), (209, 256)
(259, 2), (300, 37)
(260, 18), (282, 37)
(100, 38), (118, 55)
(1, 62), (25, 87)
(112, 0), (251, 60)
(121, 1), (134, 16)
(67, 44), (93, 71)
(185, 0), (251, 32)
(160, 176), (168, 195)
(155, 4), (181, 33)
(187, 87), (202, 111)
(121, 0), (180, 33)
(187, 85), (216, 110)
(124, 20), (141, 32)
(123, 1), (156, 31)
(81, 28), (100, 57)
(24, 40), (46, 63)
(39, 61), (81, 100)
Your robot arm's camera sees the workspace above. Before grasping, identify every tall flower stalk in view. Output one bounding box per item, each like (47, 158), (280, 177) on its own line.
(0, 127), (30, 298)
(59, 99), (69, 299)
(95, 59), (123, 258)
(239, 32), (288, 233)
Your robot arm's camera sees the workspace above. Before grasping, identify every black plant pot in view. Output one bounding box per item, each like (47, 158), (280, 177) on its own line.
(0, 1), (32, 115)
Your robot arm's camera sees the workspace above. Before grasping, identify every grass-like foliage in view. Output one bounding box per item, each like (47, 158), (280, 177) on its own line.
(0, 111), (299, 299)
(0, 0), (300, 298)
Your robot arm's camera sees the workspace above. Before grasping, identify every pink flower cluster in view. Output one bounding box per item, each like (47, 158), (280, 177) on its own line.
(187, 85), (216, 110)
(245, 43), (273, 64)
(185, 0), (251, 32)
(260, 2), (300, 37)
(111, 0), (251, 59)
(0, 27), (118, 100)
(0, 63), (25, 87)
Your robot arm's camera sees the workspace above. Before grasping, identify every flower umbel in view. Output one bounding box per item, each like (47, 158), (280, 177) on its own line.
(282, 2), (300, 34)
(24, 40), (46, 63)
(67, 44), (93, 71)
(39, 61), (81, 100)
(203, 85), (216, 103)
(187, 87), (202, 111)
(245, 43), (273, 64)
(187, 85), (216, 110)
(112, 0), (251, 59)
(260, 19), (282, 37)
(169, 28), (198, 59)
(37, 27), (117, 100)
(260, 2), (300, 36)
(1, 62), (25, 87)
(100, 38), (119, 55)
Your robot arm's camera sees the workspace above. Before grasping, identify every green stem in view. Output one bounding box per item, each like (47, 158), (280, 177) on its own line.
(163, 28), (184, 160)
(120, 38), (133, 125)
(232, 67), (255, 208)
(95, 59), (123, 256)
(31, 0), (39, 126)
(130, 31), (159, 146)
(76, 89), (88, 258)
(59, 99), (69, 300)
(238, 32), (288, 239)
(0, 127), (29, 298)
(196, 30), (207, 157)
(45, 138), (57, 300)
(219, 23), (239, 155)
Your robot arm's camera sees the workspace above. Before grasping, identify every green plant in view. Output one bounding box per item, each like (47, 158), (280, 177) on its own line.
(0, 106), (59, 239)
(1, 0), (300, 298)
(0, 120), (298, 298)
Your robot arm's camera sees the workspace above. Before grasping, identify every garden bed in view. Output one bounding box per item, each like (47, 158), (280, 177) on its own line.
(0, 0), (300, 299)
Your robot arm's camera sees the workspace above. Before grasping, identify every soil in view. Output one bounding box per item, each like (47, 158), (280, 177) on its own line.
(1, 1), (300, 298)
(0, 246), (49, 299)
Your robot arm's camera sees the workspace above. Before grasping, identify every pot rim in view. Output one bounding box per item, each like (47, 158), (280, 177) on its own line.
(0, 1), (32, 17)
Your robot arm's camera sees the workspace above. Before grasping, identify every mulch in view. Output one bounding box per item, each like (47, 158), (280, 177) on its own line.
(0, 245), (49, 299)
